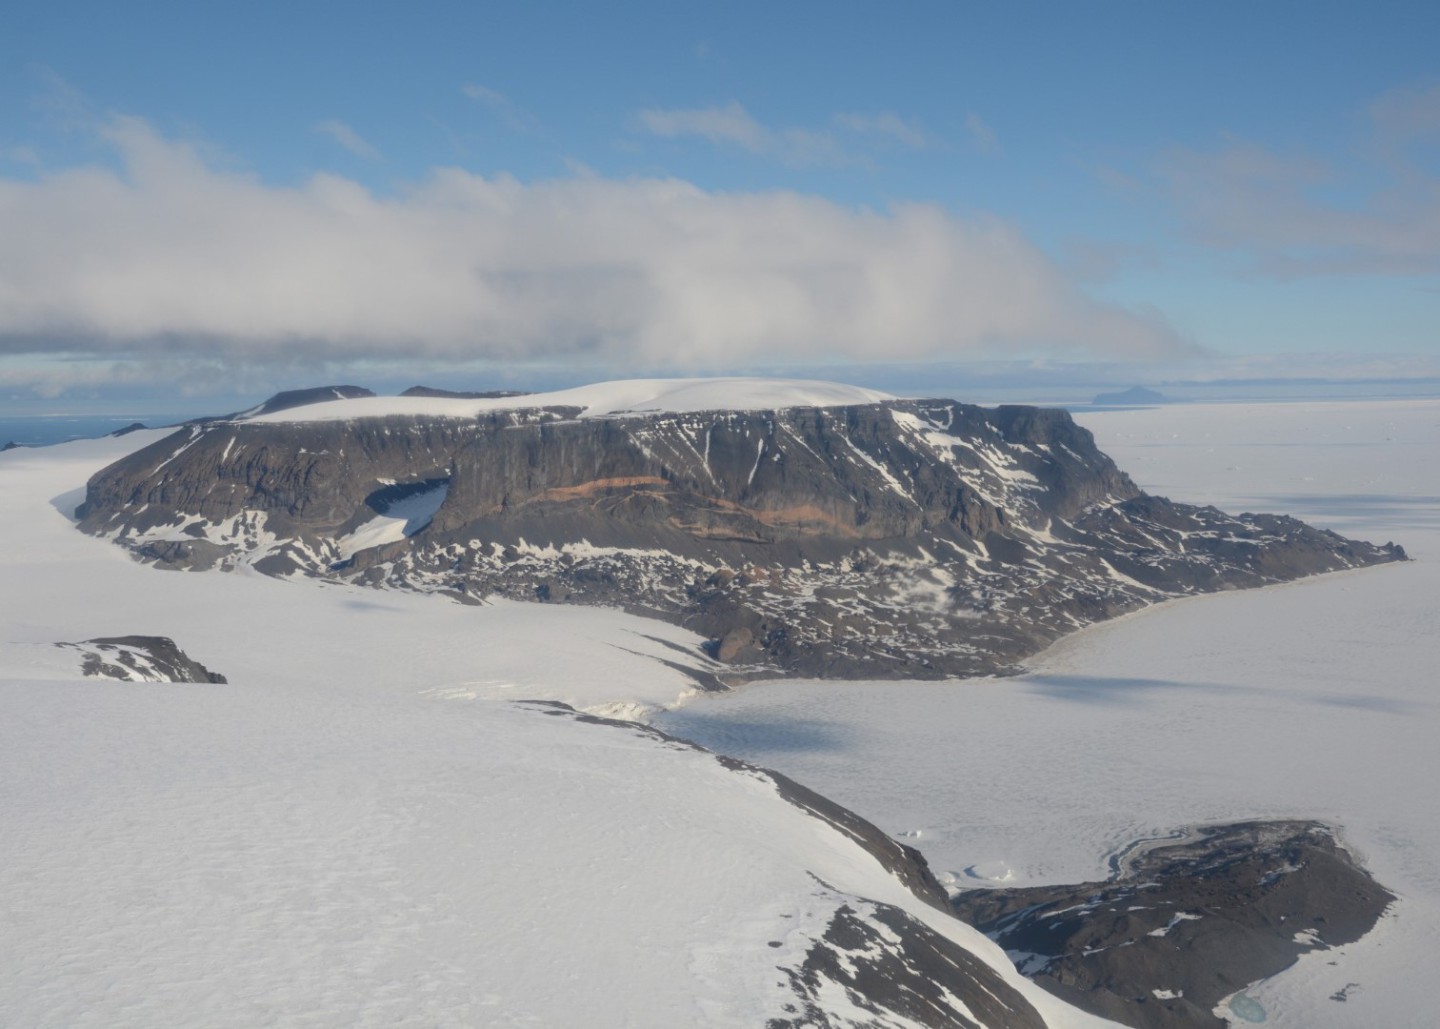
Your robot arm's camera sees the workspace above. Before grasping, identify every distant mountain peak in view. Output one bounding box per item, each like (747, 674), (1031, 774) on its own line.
(231, 385), (376, 419)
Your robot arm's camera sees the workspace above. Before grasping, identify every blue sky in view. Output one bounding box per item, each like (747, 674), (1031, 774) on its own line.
(2, 1), (1438, 411)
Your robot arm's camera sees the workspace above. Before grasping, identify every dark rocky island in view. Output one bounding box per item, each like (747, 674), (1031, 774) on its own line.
(1093, 386), (1173, 407)
(75, 386), (1406, 681)
(951, 821), (1394, 1029)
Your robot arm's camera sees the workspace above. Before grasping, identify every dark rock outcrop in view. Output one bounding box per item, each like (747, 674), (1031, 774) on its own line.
(951, 821), (1394, 1029)
(108, 422), (149, 437)
(56, 635), (228, 683)
(75, 396), (1406, 680)
(771, 898), (1046, 1029)
(218, 385), (376, 421)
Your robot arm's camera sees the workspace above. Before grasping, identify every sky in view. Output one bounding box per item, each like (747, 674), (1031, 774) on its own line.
(2, 1), (1438, 413)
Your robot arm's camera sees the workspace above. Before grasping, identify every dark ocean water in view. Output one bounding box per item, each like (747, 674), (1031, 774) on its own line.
(0, 415), (198, 448)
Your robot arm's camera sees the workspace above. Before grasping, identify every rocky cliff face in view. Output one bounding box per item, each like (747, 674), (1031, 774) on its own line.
(76, 395), (1406, 680)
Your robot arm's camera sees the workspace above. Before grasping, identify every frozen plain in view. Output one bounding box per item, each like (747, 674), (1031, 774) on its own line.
(1, 392), (1433, 1027)
(658, 397), (1440, 1027)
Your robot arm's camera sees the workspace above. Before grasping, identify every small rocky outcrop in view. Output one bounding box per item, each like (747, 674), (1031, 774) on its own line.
(75, 395), (1406, 681)
(951, 821), (1394, 1029)
(56, 635), (228, 683)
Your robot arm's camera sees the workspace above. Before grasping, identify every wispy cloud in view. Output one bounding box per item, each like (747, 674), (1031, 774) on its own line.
(0, 145), (41, 167)
(1369, 83), (1440, 155)
(1160, 148), (1439, 276)
(639, 101), (771, 152)
(461, 84), (541, 133)
(0, 115), (1188, 395)
(638, 101), (849, 166)
(965, 112), (999, 156)
(833, 111), (932, 149)
(639, 104), (955, 165)
(1146, 83), (1440, 278)
(637, 101), (855, 167)
(314, 119), (381, 160)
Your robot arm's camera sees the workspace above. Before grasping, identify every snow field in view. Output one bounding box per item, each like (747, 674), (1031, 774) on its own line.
(247, 377), (896, 424)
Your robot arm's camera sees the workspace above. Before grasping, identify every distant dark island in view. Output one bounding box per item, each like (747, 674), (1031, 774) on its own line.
(1092, 385), (1173, 407)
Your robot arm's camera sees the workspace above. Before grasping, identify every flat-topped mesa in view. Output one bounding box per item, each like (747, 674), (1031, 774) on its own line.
(76, 381), (1406, 681)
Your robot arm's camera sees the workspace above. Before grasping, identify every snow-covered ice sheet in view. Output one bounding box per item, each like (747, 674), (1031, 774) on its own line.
(5, 676), (1053, 1027)
(246, 376), (896, 424)
(657, 398), (1440, 1029)
(9, 397), (1430, 1027)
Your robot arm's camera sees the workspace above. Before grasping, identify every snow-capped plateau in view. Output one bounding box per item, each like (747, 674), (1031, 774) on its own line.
(75, 381), (1402, 680)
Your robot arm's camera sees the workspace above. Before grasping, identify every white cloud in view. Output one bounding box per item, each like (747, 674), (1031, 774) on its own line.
(314, 119), (381, 160)
(0, 115), (1188, 386)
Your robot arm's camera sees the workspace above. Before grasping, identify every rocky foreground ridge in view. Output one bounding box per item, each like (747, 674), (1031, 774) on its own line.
(537, 701), (1050, 1029)
(76, 382), (1405, 680)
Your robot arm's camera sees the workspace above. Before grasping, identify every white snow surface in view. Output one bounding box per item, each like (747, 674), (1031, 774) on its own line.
(245, 376), (896, 423)
(8, 395), (1434, 1028)
(656, 398), (1440, 1029)
(0, 431), (1106, 1028)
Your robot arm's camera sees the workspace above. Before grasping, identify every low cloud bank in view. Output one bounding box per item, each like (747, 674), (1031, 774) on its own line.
(0, 116), (1186, 379)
